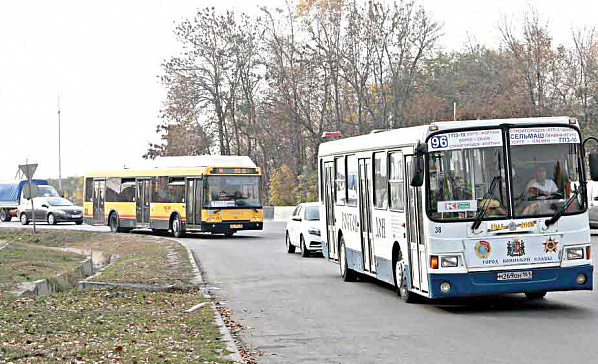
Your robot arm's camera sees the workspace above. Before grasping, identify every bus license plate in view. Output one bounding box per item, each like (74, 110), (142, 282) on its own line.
(497, 271), (532, 281)
(230, 224), (242, 229)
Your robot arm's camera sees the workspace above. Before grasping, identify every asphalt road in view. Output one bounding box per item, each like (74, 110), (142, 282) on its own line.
(182, 222), (598, 364)
(2, 219), (598, 363)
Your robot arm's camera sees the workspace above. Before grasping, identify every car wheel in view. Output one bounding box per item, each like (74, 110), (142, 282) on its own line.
(339, 236), (356, 281)
(20, 213), (29, 225)
(171, 215), (185, 238)
(301, 235), (310, 257)
(395, 258), (415, 303)
(109, 213), (118, 233)
(286, 232), (295, 253)
(75, 221), (83, 225)
(525, 291), (547, 300)
(47, 213), (57, 225)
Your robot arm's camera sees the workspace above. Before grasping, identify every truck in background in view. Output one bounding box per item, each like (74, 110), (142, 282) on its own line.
(0, 179), (50, 222)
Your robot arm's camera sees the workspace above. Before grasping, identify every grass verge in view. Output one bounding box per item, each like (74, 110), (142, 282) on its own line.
(0, 243), (85, 292)
(0, 288), (232, 363)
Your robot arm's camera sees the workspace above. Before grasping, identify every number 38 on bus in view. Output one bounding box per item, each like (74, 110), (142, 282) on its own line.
(318, 117), (598, 302)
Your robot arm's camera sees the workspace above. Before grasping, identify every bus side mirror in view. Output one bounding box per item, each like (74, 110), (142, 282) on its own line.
(410, 142), (427, 187)
(411, 156), (425, 187)
(590, 153), (598, 181)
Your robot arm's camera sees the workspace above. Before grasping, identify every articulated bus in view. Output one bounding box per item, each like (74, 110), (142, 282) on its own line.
(84, 156), (263, 237)
(319, 117), (598, 302)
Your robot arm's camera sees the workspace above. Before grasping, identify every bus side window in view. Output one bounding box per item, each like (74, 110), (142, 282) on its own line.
(346, 155), (358, 206)
(374, 152), (388, 209)
(85, 178), (93, 202)
(389, 152), (404, 211)
(335, 156), (346, 205)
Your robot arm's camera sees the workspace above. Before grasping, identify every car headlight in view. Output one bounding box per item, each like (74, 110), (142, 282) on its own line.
(566, 247), (584, 260)
(55, 210), (67, 215)
(308, 227), (321, 236)
(440, 255), (459, 268)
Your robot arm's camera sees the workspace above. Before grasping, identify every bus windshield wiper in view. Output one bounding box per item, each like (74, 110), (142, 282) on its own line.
(472, 176), (501, 231)
(545, 186), (580, 227)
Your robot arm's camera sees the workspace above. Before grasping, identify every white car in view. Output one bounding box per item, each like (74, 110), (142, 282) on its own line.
(285, 202), (322, 257)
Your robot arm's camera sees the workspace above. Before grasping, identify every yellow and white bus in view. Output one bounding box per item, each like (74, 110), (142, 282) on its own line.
(83, 156), (263, 237)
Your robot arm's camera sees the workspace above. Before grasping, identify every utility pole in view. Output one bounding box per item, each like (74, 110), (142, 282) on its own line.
(58, 95), (62, 193)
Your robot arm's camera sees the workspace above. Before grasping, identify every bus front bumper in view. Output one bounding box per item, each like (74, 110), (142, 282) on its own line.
(190, 221), (263, 233)
(428, 265), (593, 299)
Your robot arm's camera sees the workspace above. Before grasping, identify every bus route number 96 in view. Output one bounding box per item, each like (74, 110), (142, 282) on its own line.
(430, 135), (449, 150)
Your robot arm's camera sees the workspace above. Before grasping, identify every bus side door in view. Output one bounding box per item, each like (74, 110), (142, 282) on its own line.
(92, 179), (105, 225)
(405, 154), (429, 293)
(185, 178), (202, 226)
(358, 158), (375, 273)
(323, 161), (337, 260)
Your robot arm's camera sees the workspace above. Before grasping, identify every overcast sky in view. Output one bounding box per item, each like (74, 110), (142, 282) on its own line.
(1, 0), (597, 181)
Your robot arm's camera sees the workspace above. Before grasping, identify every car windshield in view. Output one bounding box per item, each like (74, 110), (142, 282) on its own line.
(427, 129), (508, 220)
(510, 127), (584, 217)
(37, 186), (59, 198)
(204, 176), (261, 208)
(47, 198), (73, 206)
(304, 206), (320, 221)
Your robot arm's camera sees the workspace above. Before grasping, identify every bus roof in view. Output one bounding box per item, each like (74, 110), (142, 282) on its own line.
(85, 155), (259, 178)
(318, 116), (577, 157)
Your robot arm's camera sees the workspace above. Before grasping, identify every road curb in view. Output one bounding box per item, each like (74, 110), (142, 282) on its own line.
(175, 239), (245, 363)
(11, 257), (94, 297)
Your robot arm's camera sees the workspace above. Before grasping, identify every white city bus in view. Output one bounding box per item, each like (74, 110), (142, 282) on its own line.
(318, 117), (597, 302)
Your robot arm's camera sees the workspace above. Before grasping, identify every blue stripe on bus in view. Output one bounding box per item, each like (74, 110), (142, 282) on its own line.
(428, 265), (593, 298)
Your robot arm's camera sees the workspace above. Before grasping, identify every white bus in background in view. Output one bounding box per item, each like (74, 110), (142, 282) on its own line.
(318, 117), (598, 302)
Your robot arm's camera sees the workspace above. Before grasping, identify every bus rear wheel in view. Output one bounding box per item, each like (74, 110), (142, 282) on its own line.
(339, 237), (356, 282)
(171, 215), (185, 238)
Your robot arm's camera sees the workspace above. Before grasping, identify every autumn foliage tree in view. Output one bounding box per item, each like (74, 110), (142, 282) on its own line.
(148, 1), (598, 204)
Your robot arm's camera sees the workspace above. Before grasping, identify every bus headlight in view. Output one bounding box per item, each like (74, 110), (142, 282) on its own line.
(566, 247), (584, 260)
(440, 256), (459, 268)
(250, 216), (262, 222)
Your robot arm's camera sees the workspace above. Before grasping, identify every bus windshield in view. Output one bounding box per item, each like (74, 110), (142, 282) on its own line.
(427, 129), (508, 220)
(510, 127), (584, 217)
(204, 176), (261, 208)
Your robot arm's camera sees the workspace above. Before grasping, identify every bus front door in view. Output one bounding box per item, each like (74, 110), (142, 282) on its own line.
(92, 179), (105, 225)
(405, 155), (428, 293)
(324, 162), (337, 260)
(358, 158), (375, 273)
(185, 178), (202, 226)
(136, 179), (151, 226)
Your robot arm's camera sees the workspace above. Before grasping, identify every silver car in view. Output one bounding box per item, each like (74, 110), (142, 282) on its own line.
(19, 196), (83, 225)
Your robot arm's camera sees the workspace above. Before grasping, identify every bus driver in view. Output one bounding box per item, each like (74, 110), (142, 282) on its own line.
(525, 166), (558, 199)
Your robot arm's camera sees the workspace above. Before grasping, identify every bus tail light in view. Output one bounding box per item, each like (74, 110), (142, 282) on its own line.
(430, 255), (439, 269)
(587, 246), (591, 260)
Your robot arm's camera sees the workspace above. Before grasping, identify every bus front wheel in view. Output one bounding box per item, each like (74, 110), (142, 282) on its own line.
(395, 259), (415, 303)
